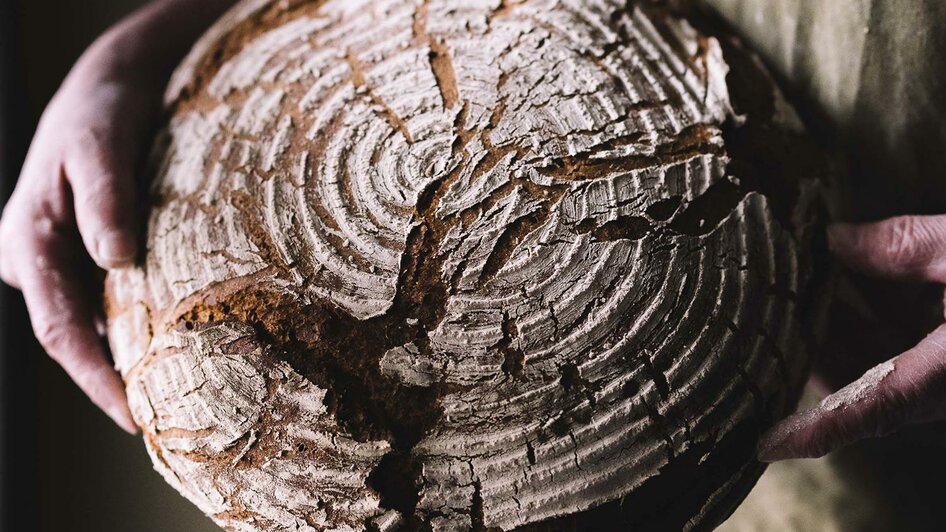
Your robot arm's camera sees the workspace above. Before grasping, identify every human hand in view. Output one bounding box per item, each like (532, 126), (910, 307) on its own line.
(0, 34), (164, 434)
(0, 0), (237, 434)
(759, 216), (946, 461)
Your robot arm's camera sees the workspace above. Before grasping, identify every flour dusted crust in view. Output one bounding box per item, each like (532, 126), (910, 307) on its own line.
(105, 1), (824, 530)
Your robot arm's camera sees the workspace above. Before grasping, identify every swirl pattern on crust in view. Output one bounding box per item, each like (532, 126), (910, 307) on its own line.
(105, 1), (822, 530)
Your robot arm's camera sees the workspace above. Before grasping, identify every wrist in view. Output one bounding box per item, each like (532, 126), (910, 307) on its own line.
(58, 45), (162, 111)
(69, 32), (160, 92)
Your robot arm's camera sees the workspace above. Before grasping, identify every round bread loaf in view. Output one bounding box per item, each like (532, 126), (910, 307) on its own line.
(105, 1), (826, 530)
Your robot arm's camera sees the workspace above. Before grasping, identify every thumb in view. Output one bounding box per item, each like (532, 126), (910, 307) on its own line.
(758, 323), (946, 461)
(65, 127), (139, 270)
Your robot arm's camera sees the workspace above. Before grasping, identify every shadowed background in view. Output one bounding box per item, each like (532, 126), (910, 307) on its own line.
(1, 1), (945, 531)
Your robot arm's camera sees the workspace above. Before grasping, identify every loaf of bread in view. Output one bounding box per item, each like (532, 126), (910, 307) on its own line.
(105, 1), (826, 530)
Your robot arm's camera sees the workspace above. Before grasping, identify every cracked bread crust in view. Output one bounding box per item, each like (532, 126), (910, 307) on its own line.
(105, 1), (827, 530)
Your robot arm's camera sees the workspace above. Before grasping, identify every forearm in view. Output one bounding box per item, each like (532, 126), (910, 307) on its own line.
(72, 0), (238, 92)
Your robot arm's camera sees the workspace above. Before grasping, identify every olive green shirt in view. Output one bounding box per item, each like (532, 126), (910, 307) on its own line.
(709, 0), (946, 219)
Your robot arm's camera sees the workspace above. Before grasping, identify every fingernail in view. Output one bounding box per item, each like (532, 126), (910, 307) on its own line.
(96, 229), (136, 267)
(826, 223), (857, 254)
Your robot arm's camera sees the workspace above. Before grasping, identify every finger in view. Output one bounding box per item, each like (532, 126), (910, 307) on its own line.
(0, 205), (30, 290)
(828, 216), (946, 283)
(65, 127), (138, 270)
(14, 224), (138, 434)
(0, 242), (21, 289)
(0, 152), (69, 289)
(758, 323), (946, 461)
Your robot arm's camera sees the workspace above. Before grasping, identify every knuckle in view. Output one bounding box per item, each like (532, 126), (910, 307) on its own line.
(7, 176), (71, 230)
(0, 200), (28, 241)
(13, 216), (56, 249)
(34, 318), (72, 358)
(882, 216), (931, 265)
(0, 219), (11, 249)
(0, 255), (17, 287)
(0, 227), (32, 288)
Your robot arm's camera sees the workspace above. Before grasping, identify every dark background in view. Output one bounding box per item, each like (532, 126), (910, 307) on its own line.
(2, 1), (946, 531)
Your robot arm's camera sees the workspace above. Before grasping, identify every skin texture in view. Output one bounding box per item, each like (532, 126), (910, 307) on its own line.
(0, 0), (940, 475)
(759, 216), (946, 461)
(0, 0), (237, 434)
